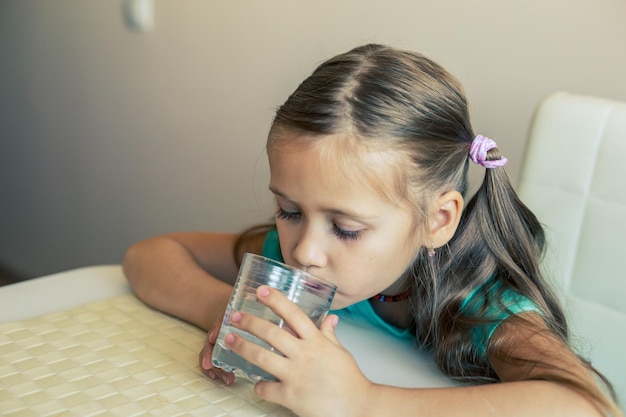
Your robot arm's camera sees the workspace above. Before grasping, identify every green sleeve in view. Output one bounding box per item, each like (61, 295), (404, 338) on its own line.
(462, 281), (542, 356)
(261, 228), (284, 262)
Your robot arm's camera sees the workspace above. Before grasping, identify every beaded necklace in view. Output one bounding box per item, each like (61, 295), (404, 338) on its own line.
(369, 288), (412, 302)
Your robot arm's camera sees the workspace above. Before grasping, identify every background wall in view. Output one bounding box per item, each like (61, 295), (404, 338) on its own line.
(1, 0), (625, 278)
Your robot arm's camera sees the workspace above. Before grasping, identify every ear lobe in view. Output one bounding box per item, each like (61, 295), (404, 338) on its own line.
(429, 191), (464, 248)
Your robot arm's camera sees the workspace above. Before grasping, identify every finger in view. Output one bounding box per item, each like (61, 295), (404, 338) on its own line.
(254, 380), (287, 407)
(200, 325), (219, 370)
(199, 336), (212, 370)
(230, 311), (298, 357)
(212, 367), (236, 385)
(201, 363), (236, 385)
(255, 286), (320, 339)
(198, 319), (236, 385)
(207, 318), (221, 344)
(319, 314), (341, 345)
(224, 331), (288, 379)
(199, 343), (236, 385)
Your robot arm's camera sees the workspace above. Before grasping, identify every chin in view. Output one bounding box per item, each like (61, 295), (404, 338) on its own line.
(329, 295), (360, 310)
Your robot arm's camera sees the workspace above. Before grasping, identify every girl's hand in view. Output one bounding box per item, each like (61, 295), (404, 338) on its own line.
(199, 315), (236, 385)
(224, 286), (374, 417)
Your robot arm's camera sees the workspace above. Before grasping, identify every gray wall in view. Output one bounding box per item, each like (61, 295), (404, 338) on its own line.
(2, 0), (626, 278)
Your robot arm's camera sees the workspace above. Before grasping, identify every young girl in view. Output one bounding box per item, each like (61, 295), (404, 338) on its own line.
(123, 44), (621, 417)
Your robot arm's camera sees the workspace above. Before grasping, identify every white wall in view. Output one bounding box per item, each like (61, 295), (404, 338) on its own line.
(1, 0), (625, 278)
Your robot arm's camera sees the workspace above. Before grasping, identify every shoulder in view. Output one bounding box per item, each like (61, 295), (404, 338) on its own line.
(462, 279), (542, 356)
(488, 312), (572, 381)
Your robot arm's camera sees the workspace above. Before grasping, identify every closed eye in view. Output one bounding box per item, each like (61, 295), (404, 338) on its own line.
(332, 225), (363, 241)
(276, 206), (364, 242)
(275, 207), (301, 221)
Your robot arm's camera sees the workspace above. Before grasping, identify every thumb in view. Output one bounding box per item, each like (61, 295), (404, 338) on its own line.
(319, 314), (340, 344)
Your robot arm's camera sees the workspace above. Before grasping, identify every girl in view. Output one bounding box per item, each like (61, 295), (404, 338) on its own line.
(123, 44), (621, 417)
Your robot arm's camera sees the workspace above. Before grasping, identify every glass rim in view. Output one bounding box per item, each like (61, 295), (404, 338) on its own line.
(242, 252), (337, 290)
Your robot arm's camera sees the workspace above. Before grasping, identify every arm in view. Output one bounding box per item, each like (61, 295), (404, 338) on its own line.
(122, 231), (265, 330)
(226, 288), (612, 417)
(363, 314), (607, 417)
(364, 378), (601, 417)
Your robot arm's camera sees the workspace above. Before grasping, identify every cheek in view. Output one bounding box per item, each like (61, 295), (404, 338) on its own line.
(369, 230), (421, 276)
(390, 221), (424, 258)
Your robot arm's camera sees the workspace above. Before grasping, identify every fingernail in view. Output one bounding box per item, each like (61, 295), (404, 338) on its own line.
(225, 333), (235, 345)
(202, 355), (210, 369)
(231, 312), (242, 323)
(207, 369), (216, 380)
(258, 286), (270, 297)
(221, 374), (231, 385)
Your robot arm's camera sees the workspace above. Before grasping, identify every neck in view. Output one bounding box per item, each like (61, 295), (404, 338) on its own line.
(369, 297), (413, 329)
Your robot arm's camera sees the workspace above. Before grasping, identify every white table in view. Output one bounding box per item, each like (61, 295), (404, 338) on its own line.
(0, 265), (454, 415)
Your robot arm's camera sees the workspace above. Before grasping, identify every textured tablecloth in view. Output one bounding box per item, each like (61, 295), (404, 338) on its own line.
(0, 294), (295, 416)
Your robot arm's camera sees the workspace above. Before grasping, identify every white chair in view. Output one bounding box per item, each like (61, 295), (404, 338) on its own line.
(517, 91), (626, 407)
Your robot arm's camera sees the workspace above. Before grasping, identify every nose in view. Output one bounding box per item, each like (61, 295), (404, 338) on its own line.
(291, 222), (327, 270)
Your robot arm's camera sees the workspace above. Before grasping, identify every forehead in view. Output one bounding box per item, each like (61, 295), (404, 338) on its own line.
(268, 133), (410, 207)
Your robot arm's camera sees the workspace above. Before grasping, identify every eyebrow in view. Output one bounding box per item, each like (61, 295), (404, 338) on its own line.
(269, 186), (378, 220)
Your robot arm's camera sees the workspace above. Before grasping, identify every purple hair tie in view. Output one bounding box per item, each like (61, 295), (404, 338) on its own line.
(469, 135), (508, 168)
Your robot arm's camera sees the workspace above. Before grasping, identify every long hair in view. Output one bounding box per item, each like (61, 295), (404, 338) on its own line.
(261, 44), (619, 415)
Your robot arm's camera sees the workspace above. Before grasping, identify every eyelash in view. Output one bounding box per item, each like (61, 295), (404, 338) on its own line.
(275, 207), (363, 242)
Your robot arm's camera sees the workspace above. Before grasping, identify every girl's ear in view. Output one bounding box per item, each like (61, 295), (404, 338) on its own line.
(429, 191), (464, 248)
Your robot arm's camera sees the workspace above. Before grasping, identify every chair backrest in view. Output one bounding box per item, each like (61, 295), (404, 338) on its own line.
(517, 91), (626, 406)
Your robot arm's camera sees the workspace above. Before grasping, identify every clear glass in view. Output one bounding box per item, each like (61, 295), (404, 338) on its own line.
(211, 253), (337, 382)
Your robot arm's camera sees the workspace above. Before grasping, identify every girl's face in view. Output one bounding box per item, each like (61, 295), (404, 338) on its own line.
(268, 134), (426, 309)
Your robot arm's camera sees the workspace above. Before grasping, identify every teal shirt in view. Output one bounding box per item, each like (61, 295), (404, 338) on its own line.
(261, 229), (540, 356)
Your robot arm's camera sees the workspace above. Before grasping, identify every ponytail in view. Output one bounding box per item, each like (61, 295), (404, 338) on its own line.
(421, 148), (620, 416)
